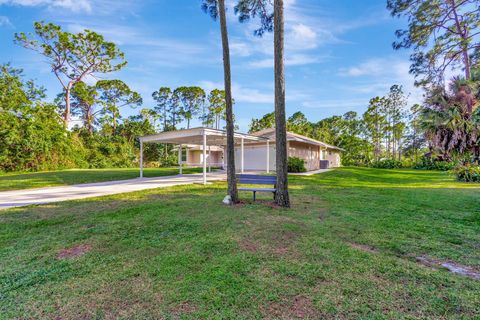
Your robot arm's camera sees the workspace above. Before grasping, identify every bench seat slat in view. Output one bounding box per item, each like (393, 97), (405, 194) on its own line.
(237, 175), (276, 179)
(238, 187), (276, 192)
(237, 176), (276, 180)
(237, 175), (276, 178)
(237, 180), (276, 185)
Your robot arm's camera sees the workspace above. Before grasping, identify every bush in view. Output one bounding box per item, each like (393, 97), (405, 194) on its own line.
(413, 156), (456, 171)
(288, 157), (307, 173)
(455, 164), (480, 182)
(370, 159), (404, 169)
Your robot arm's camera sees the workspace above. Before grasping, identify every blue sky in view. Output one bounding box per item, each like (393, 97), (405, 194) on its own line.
(0, 0), (424, 131)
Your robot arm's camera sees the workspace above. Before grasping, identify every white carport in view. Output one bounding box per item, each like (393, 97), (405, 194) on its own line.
(139, 127), (270, 185)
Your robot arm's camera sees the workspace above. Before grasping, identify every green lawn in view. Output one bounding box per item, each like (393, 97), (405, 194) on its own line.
(0, 167), (204, 191)
(1, 168), (479, 319)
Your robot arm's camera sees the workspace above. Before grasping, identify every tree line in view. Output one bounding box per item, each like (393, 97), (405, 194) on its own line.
(0, 21), (233, 172)
(0, 62), (234, 172)
(387, 0), (480, 162)
(249, 84), (423, 166)
(151, 87), (232, 131)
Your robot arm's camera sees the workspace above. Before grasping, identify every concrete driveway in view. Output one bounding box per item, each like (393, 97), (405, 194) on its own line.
(0, 172), (226, 210)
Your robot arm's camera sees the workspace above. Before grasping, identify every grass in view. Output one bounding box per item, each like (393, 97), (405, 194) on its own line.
(0, 167), (204, 191)
(0, 167), (479, 319)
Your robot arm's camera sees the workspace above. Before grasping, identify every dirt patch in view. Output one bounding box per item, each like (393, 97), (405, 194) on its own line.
(416, 256), (480, 280)
(317, 207), (328, 220)
(50, 276), (164, 319)
(170, 301), (196, 316)
(269, 231), (301, 257)
(57, 244), (92, 260)
(238, 239), (259, 253)
(348, 242), (379, 254)
(263, 295), (317, 319)
(272, 231), (299, 243)
(272, 247), (289, 256)
(233, 200), (282, 209)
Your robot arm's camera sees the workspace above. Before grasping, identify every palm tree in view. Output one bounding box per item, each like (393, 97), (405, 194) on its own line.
(420, 75), (480, 160)
(235, 0), (290, 207)
(201, 0), (239, 204)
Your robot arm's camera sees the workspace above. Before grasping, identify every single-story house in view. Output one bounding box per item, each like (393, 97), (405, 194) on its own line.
(235, 128), (343, 171)
(181, 128), (342, 171)
(139, 127), (343, 184)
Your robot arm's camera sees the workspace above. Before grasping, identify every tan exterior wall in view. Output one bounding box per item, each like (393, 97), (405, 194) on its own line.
(186, 150), (223, 167)
(187, 150), (200, 166)
(288, 141), (321, 171)
(325, 150), (341, 167)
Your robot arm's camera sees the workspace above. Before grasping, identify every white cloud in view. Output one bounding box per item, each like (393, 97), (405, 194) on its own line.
(228, 0), (381, 69)
(248, 54), (322, 68)
(339, 59), (384, 77)
(199, 80), (273, 104)
(289, 24), (318, 50)
(0, 16), (13, 28)
(0, 0), (92, 12)
(230, 41), (252, 57)
(338, 57), (424, 105)
(198, 80), (311, 106)
(64, 22), (214, 67)
(302, 98), (368, 109)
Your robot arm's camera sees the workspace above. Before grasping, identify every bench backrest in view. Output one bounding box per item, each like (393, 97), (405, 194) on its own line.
(236, 174), (277, 186)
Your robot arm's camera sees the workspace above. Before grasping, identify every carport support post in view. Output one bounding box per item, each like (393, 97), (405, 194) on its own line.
(266, 140), (270, 173)
(140, 140), (144, 178)
(178, 144), (183, 175)
(203, 130), (207, 185)
(208, 145), (211, 173)
(241, 137), (244, 173)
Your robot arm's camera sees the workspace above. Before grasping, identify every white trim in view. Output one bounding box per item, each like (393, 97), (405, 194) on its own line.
(266, 140), (270, 173)
(139, 141), (143, 178)
(241, 137), (244, 173)
(208, 145), (211, 173)
(202, 130), (207, 185)
(178, 144), (183, 175)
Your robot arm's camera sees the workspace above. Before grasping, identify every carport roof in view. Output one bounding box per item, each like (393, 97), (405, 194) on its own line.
(139, 127), (269, 146)
(251, 128), (345, 151)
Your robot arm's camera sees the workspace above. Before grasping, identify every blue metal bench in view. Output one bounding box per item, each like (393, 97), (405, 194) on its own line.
(237, 174), (277, 201)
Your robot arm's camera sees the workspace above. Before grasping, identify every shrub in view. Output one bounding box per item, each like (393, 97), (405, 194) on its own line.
(370, 159), (404, 169)
(455, 164), (480, 182)
(413, 156), (456, 171)
(288, 157), (307, 173)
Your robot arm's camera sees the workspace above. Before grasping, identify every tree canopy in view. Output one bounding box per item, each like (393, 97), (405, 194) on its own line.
(15, 22), (127, 126)
(388, 0), (480, 85)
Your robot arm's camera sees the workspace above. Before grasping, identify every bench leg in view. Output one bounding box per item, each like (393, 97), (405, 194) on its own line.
(253, 191), (256, 201)
(273, 192), (276, 201)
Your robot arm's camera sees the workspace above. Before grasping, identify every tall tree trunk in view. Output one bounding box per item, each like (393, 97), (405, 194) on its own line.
(87, 108), (93, 134)
(413, 126), (418, 162)
(163, 110), (167, 131)
(218, 0), (238, 204)
(274, 0), (290, 208)
(64, 82), (74, 128)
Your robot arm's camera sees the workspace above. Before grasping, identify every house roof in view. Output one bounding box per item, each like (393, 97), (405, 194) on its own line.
(140, 127), (268, 146)
(251, 128), (344, 151)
